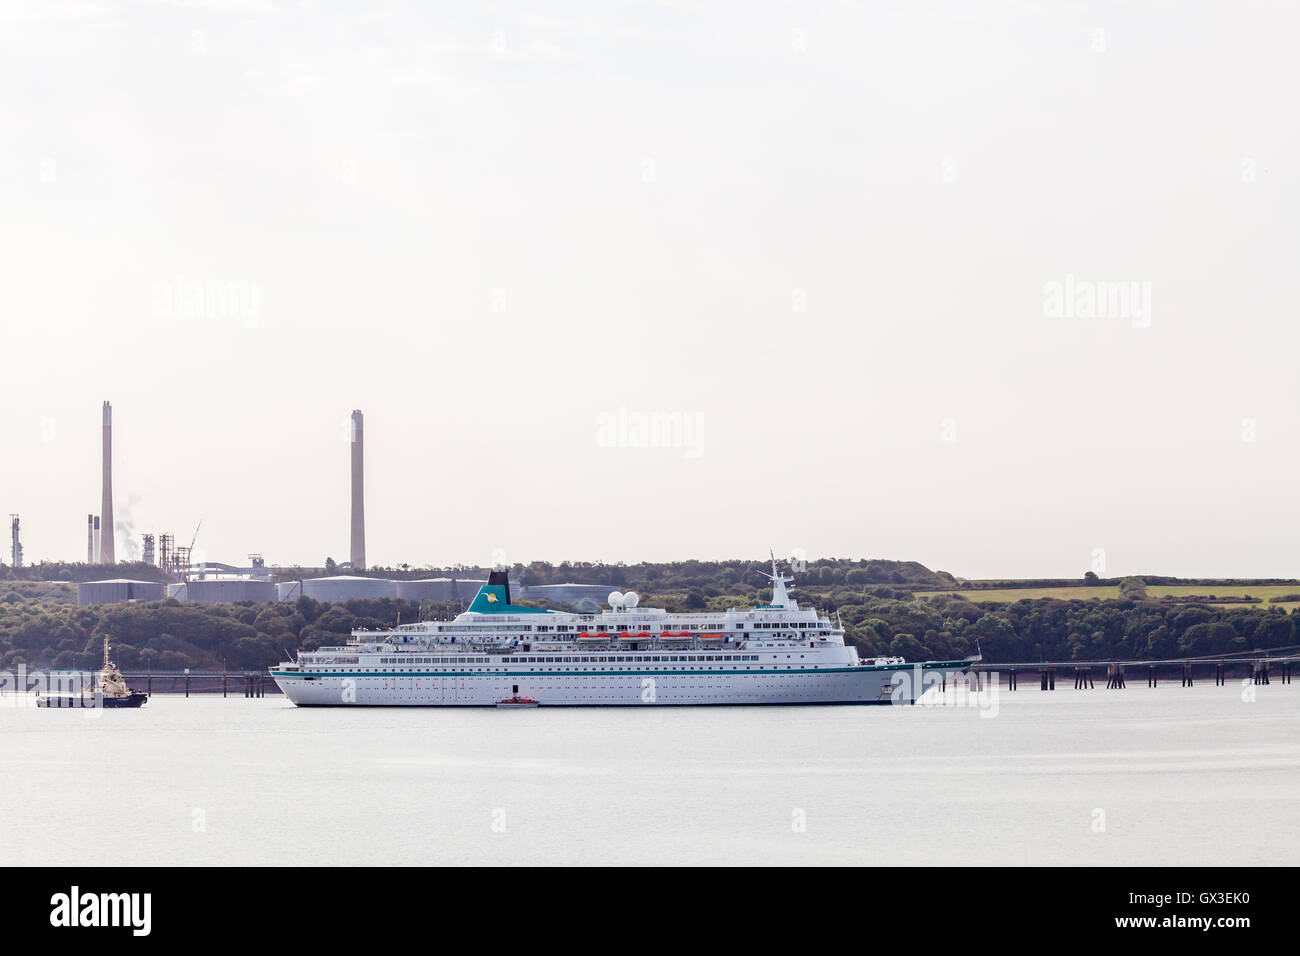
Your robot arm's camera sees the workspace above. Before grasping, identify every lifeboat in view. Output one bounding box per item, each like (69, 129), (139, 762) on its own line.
(496, 696), (539, 708)
(577, 631), (611, 641)
(700, 632), (725, 641)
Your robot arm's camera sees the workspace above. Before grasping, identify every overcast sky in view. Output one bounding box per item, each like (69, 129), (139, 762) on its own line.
(2, 1), (1296, 580)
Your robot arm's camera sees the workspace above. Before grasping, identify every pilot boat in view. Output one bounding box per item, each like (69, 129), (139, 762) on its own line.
(37, 637), (148, 708)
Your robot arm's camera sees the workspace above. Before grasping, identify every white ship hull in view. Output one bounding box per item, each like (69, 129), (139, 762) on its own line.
(271, 662), (970, 707)
(270, 564), (977, 708)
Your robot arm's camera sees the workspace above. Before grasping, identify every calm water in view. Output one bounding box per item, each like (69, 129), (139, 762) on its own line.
(3, 684), (1298, 866)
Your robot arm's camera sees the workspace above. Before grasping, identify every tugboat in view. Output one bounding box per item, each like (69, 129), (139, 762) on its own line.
(495, 696), (539, 709)
(37, 637), (148, 709)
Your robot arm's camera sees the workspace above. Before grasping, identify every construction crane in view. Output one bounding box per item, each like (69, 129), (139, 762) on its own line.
(185, 520), (202, 580)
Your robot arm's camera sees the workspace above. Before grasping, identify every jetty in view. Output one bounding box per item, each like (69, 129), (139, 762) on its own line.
(969, 650), (1296, 690)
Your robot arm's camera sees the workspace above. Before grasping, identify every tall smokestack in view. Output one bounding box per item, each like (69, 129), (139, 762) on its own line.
(93, 516), (100, 564)
(100, 401), (115, 564)
(87, 514), (94, 563)
(350, 409), (365, 570)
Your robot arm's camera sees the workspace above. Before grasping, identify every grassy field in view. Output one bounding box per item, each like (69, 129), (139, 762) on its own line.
(923, 584), (1300, 606)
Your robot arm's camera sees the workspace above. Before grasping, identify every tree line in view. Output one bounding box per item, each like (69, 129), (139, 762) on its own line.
(0, 582), (1294, 672)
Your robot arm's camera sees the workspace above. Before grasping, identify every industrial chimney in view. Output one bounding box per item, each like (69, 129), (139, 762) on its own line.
(100, 401), (115, 564)
(350, 409), (365, 570)
(87, 514), (94, 563)
(93, 516), (100, 564)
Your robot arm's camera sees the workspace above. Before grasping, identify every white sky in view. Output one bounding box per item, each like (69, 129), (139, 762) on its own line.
(1, 1), (1296, 579)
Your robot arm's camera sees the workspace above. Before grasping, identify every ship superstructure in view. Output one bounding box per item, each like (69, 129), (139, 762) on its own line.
(270, 559), (974, 707)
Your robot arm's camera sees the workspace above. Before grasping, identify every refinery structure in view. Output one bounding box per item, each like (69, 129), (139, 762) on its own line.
(2, 400), (609, 611)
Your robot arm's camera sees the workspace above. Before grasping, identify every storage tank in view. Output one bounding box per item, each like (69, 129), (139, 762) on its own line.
(77, 579), (166, 607)
(301, 575), (397, 601)
(518, 583), (616, 608)
(181, 579), (276, 603)
(394, 578), (483, 602)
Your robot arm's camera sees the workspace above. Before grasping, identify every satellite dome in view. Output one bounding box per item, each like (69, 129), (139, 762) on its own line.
(623, 591), (639, 608)
(607, 591), (624, 608)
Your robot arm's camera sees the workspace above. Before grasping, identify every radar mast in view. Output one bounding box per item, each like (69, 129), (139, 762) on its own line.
(757, 549), (798, 610)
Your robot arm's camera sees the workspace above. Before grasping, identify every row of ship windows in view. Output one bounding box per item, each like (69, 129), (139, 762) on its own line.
(533, 623), (826, 633)
(437, 623), (829, 633)
(374, 654), (788, 664)
(532, 624), (732, 632)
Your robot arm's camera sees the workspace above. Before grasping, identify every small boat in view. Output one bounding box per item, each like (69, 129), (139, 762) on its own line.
(495, 696), (539, 708)
(36, 637), (148, 709)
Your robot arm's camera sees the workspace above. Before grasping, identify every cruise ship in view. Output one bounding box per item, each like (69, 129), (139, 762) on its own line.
(270, 561), (976, 707)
